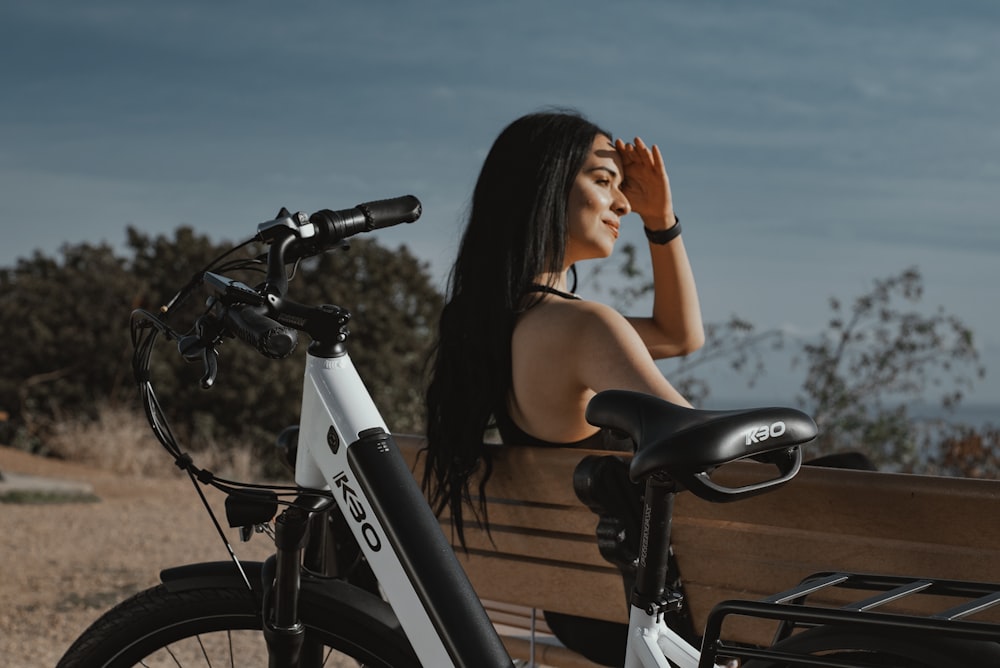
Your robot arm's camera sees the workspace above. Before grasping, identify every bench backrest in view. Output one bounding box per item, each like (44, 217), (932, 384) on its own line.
(395, 434), (1000, 646)
(396, 435), (627, 622)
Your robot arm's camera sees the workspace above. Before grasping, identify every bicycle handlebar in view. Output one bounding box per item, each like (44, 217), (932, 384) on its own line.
(225, 303), (298, 359)
(199, 272), (298, 360)
(259, 195), (422, 267)
(310, 195), (422, 244)
(177, 195), (422, 376)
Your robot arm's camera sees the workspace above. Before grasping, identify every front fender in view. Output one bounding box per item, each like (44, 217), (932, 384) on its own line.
(160, 560), (405, 632)
(161, 560), (265, 594)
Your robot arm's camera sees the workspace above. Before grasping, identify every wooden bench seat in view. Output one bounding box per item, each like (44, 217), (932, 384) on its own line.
(394, 434), (1000, 665)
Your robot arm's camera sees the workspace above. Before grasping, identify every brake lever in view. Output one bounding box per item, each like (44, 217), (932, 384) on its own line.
(177, 313), (224, 389)
(201, 346), (219, 389)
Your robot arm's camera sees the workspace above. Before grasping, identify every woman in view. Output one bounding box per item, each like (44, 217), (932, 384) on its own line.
(424, 110), (703, 665)
(424, 110), (703, 539)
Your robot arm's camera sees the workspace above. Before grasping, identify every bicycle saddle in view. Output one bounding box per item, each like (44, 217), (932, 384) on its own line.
(586, 390), (817, 501)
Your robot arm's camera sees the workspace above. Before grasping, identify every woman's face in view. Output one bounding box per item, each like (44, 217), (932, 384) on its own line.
(564, 134), (631, 267)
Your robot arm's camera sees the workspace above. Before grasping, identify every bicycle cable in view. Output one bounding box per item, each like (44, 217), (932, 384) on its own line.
(129, 239), (337, 588)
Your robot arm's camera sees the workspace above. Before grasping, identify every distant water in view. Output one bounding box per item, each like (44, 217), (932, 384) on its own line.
(911, 402), (998, 429)
(707, 398), (998, 429)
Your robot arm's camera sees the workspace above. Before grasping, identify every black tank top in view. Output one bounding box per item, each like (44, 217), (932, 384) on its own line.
(494, 409), (632, 451)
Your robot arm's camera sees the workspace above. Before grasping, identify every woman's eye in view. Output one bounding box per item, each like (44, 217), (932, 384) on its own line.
(595, 178), (611, 187)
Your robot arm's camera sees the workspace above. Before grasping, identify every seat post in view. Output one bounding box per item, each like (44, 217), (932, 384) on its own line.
(631, 475), (681, 615)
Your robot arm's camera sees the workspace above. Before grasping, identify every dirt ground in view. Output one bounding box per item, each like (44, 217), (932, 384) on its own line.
(0, 445), (274, 667)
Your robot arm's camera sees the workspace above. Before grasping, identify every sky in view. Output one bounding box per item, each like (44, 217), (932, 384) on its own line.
(2, 0), (998, 410)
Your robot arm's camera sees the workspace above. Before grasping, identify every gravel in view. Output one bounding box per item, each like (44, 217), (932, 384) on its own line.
(0, 445), (274, 667)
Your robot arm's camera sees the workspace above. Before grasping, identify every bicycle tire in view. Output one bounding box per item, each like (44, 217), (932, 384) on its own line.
(57, 582), (421, 668)
(742, 624), (1000, 667)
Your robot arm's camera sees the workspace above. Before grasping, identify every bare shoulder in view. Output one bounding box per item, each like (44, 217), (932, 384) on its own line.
(516, 298), (631, 338)
(514, 298), (647, 362)
(513, 297), (690, 407)
(566, 299), (645, 344)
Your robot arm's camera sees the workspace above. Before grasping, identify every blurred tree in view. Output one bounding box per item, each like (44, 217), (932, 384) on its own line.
(923, 423), (1000, 479)
(795, 267), (986, 468)
(0, 227), (443, 465)
(0, 243), (142, 447)
(667, 315), (784, 406)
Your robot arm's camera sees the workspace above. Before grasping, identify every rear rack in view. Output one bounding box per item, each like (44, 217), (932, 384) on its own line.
(699, 572), (1000, 667)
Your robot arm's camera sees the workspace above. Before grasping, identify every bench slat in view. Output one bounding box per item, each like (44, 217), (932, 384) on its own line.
(440, 504), (600, 539)
(673, 518), (1000, 588)
(456, 551), (628, 623)
(396, 435), (610, 506)
(678, 464), (1000, 547)
(457, 529), (612, 568)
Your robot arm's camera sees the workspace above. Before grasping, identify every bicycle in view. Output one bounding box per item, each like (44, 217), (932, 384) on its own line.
(57, 195), (1000, 667)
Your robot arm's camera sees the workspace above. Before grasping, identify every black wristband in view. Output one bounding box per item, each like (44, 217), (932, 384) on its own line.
(644, 215), (681, 245)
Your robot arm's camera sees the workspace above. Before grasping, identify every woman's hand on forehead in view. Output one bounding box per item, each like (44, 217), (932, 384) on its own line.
(615, 137), (675, 226)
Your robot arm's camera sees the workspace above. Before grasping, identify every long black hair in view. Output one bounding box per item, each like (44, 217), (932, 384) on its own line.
(423, 110), (611, 545)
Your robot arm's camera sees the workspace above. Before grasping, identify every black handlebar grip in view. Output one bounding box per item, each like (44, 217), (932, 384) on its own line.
(226, 305), (297, 359)
(309, 195), (421, 249)
(357, 194), (422, 230)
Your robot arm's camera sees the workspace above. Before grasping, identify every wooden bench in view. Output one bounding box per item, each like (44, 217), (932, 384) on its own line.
(394, 434), (1000, 666)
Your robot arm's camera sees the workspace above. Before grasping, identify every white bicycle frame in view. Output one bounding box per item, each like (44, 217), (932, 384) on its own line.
(288, 345), (708, 668)
(626, 606), (701, 668)
(294, 352), (456, 666)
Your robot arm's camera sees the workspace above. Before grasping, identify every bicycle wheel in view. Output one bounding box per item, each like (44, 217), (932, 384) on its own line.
(742, 624), (1000, 667)
(57, 582), (420, 667)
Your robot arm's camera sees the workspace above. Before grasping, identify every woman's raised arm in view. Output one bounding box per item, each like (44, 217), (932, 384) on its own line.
(616, 137), (704, 359)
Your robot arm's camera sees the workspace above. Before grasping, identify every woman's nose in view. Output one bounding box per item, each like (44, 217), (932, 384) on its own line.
(613, 192), (631, 216)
